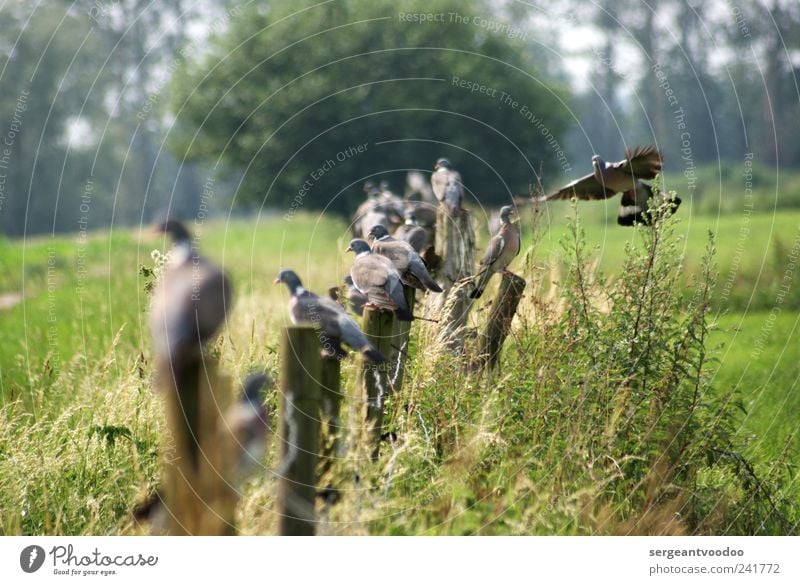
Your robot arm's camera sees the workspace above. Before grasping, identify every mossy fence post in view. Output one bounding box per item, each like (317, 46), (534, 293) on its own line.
(358, 306), (394, 459)
(390, 286), (416, 395)
(277, 325), (322, 536)
(479, 273), (526, 370)
(425, 205), (476, 354)
(318, 354), (341, 487)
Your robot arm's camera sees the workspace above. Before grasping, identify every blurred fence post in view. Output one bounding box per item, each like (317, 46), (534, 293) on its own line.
(161, 357), (237, 535)
(479, 273), (526, 370)
(358, 307), (394, 459)
(277, 325), (322, 536)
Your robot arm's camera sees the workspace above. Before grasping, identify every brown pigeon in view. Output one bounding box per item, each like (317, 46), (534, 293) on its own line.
(346, 239), (413, 321)
(275, 269), (386, 363)
(470, 206), (520, 299)
(367, 224), (442, 293)
(393, 208), (429, 253)
(150, 219), (232, 365)
(431, 158), (463, 214)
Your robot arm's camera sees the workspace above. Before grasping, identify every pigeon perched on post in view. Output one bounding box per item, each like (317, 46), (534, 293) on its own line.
(470, 206), (520, 299)
(393, 209), (429, 253)
(536, 146), (681, 226)
(367, 224), (442, 293)
(346, 239), (414, 321)
(431, 158), (464, 215)
(275, 269), (386, 363)
(343, 275), (367, 316)
(150, 219), (233, 367)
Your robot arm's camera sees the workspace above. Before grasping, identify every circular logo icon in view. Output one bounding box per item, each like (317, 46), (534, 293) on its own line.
(20, 545), (45, 573)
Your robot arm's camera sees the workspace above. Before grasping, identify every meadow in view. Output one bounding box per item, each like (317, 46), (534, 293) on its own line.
(0, 205), (797, 535)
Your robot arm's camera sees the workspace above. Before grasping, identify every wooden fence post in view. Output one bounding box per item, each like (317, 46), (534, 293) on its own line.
(389, 286), (415, 395)
(358, 307), (394, 458)
(479, 273), (527, 370)
(425, 206), (476, 354)
(318, 355), (341, 487)
(277, 325), (322, 536)
(160, 357), (237, 535)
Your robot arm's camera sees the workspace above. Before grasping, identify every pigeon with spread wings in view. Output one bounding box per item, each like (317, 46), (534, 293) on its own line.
(537, 146), (680, 226)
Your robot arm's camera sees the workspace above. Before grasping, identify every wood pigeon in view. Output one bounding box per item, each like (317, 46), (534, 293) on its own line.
(150, 219), (232, 366)
(393, 209), (429, 253)
(226, 372), (272, 480)
(275, 269), (386, 363)
(431, 158), (463, 214)
(346, 239), (414, 321)
(470, 206), (521, 299)
(537, 146), (680, 226)
(367, 224), (442, 293)
(343, 275), (367, 316)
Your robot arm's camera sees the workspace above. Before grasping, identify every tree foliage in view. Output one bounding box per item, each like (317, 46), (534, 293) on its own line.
(169, 0), (571, 214)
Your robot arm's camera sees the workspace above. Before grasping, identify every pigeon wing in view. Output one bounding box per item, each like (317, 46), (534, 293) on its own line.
(540, 171), (616, 201)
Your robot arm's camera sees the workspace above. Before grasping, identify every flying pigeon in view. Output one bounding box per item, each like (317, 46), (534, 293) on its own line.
(431, 158), (463, 214)
(367, 224), (442, 293)
(275, 269), (386, 363)
(470, 206), (520, 299)
(346, 239), (414, 321)
(536, 146), (680, 226)
(150, 219), (232, 365)
(393, 209), (429, 253)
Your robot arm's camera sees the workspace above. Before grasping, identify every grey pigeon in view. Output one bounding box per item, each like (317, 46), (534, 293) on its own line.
(393, 209), (429, 253)
(343, 275), (367, 316)
(431, 158), (463, 214)
(367, 224), (442, 293)
(150, 219), (232, 365)
(275, 269), (386, 362)
(617, 183), (681, 226)
(227, 372), (272, 480)
(537, 146), (681, 225)
(346, 239), (413, 321)
(470, 206), (521, 299)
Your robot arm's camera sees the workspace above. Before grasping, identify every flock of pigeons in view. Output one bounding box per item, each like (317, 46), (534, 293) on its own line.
(151, 146), (680, 377)
(141, 146), (680, 521)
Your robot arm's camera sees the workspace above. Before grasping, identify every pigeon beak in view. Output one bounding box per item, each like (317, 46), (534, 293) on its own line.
(345, 245), (352, 253)
(272, 278), (281, 284)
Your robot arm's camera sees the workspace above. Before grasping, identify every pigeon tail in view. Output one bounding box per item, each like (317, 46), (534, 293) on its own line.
(362, 347), (387, 364)
(394, 307), (414, 322)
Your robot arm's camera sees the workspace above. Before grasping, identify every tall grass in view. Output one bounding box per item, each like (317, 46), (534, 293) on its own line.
(0, 209), (797, 535)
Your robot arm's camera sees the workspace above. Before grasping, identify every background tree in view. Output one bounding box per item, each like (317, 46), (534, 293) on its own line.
(169, 0), (572, 214)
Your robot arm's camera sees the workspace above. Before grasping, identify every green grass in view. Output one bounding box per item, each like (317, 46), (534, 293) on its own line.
(0, 209), (797, 535)
(712, 312), (800, 459)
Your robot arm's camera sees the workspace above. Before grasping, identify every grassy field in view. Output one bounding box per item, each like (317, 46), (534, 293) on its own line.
(0, 207), (797, 534)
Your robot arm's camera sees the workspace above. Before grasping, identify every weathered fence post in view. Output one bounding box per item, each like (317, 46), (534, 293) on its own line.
(479, 273), (527, 370)
(277, 325), (322, 536)
(358, 307), (394, 458)
(390, 286), (416, 395)
(160, 357), (237, 535)
(425, 205), (476, 354)
(318, 355), (341, 486)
